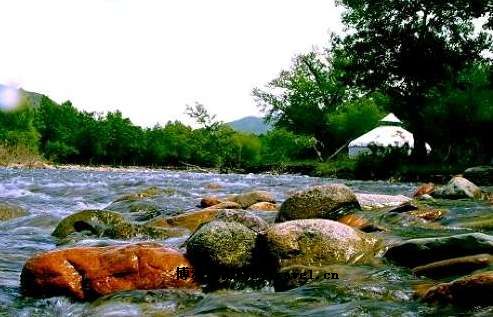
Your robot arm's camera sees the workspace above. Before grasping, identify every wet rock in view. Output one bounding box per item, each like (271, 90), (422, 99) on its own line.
(204, 182), (223, 190)
(261, 219), (378, 270)
(432, 176), (482, 200)
(204, 201), (241, 210)
(147, 209), (219, 232)
(186, 221), (258, 273)
(413, 183), (436, 198)
(420, 271), (493, 305)
(247, 202), (279, 212)
(384, 233), (493, 268)
(21, 243), (198, 300)
(105, 201), (160, 221)
(52, 210), (180, 240)
(276, 184), (360, 222)
(114, 186), (175, 202)
(0, 202), (29, 221)
(408, 208), (446, 221)
(413, 254), (493, 279)
(356, 193), (411, 209)
(337, 214), (382, 232)
(226, 191), (276, 209)
(200, 196), (222, 208)
(463, 166), (493, 186)
(215, 209), (268, 233)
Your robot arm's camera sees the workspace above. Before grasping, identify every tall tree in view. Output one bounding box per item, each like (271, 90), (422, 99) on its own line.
(336, 0), (492, 160)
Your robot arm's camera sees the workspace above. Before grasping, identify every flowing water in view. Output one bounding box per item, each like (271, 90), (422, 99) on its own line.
(0, 167), (492, 316)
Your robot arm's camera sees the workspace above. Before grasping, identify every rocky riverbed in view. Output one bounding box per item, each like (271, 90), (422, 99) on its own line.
(1, 167), (492, 316)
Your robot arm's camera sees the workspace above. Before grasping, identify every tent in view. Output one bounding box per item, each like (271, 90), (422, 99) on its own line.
(348, 113), (431, 158)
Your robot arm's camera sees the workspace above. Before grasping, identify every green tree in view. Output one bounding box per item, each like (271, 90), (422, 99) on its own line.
(336, 0), (492, 160)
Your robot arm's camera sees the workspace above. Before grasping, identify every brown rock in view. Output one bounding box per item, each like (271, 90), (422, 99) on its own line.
(0, 202), (29, 221)
(204, 201), (241, 210)
(226, 191), (276, 209)
(413, 183), (435, 198)
(421, 271), (493, 305)
(409, 208), (447, 221)
(200, 196), (223, 208)
(413, 254), (493, 279)
(147, 209), (220, 232)
(247, 202), (279, 212)
(21, 243), (198, 300)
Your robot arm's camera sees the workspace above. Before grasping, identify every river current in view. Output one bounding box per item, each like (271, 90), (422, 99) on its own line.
(1, 167), (492, 316)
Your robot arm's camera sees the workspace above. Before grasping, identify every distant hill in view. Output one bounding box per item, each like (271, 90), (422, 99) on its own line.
(228, 116), (271, 135)
(0, 84), (44, 108)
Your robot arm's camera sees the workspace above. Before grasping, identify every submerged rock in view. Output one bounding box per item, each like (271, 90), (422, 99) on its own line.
(247, 202), (279, 212)
(21, 243), (198, 300)
(385, 233), (493, 268)
(420, 271), (493, 305)
(412, 254), (493, 279)
(261, 219), (378, 270)
(432, 176), (482, 200)
(147, 209), (220, 232)
(113, 186), (175, 202)
(276, 184), (360, 222)
(463, 166), (493, 186)
(186, 220), (258, 273)
(0, 202), (29, 221)
(226, 191), (276, 209)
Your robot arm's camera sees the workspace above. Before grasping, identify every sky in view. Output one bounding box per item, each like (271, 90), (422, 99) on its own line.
(0, 0), (344, 127)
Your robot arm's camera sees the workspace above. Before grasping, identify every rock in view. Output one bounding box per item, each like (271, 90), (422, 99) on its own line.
(408, 208), (446, 221)
(200, 196), (222, 208)
(215, 209), (268, 233)
(205, 182), (223, 190)
(356, 193), (411, 209)
(226, 191), (276, 209)
(463, 166), (493, 186)
(52, 210), (180, 240)
(0, 202), (29, 221)
(337, 214), (382, 232)
(114, 187), (175, 203)
(261, 219), (378, 270)
(413, 254), (493, 279)
(384, 233), (493, 268)
(52, 210), (136, 239)
(420, 271), (493, 305)
(276, 184), (360, 222)
(413, 183), (436, 198)
(204, 201), (241, 210)
(186, 221), (258, 273)
(147, 209), (219, 232)
(432, 176), (482, 200)
(21, 243), (198, 300)
(247, 202), (279, 212)
(105, 201), (160, 221)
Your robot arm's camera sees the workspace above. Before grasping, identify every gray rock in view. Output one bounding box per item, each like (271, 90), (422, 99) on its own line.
(432, 176), (482, 200)
(276, 184), (360, 222)
(385, 233), (493, 268)
(214, 209), (268, 233)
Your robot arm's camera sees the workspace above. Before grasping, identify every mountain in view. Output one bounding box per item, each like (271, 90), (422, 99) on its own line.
(228, 116), (271, 135)
(0, 84), (44, 109)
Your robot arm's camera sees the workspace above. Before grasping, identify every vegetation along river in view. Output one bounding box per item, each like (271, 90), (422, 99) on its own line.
(1, 167), (492, 316)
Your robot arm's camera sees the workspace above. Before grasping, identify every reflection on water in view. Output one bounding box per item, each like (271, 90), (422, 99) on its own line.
(0, 167), (492, 316)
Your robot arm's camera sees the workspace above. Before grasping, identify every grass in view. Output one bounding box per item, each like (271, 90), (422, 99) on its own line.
(0, 143), (45, 167)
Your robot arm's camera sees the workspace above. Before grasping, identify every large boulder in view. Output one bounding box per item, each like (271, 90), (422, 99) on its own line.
(463, 166), (493, 186)
(432, 176), (483, 200)
(21, 243), (198, 300)
(260, 219), (378, 270)
(0, 202), (29, 221)
(186, 221), (258, 273)
(226, 191), (276, 209)
(276, 184), (360, 222)
(420, 271), (493, 305)
(384, 233), (493, 268)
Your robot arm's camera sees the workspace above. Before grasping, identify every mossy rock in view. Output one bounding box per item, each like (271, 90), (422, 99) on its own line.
(113, 186), (175, 202)
(105, 201), (161, 221)
(276, 184), (360, 222)
(0, 202), (29, 221)
(214, 209), (268, 233)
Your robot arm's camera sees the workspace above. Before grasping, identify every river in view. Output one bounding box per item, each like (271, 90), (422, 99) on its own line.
(1, 167), (492, 316)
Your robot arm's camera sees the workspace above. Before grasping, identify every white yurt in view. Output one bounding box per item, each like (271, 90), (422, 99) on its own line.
(348, 113), (431, 158)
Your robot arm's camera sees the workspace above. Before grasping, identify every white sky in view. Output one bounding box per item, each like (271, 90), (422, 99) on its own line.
(0, 0), (343, 127)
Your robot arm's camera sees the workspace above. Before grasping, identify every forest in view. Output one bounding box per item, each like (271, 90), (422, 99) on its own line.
(1, 0), (492, 179)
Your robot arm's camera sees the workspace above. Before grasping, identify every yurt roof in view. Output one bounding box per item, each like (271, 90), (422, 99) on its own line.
(348, 125), (414, 148)
(380, 113), (402, 124)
